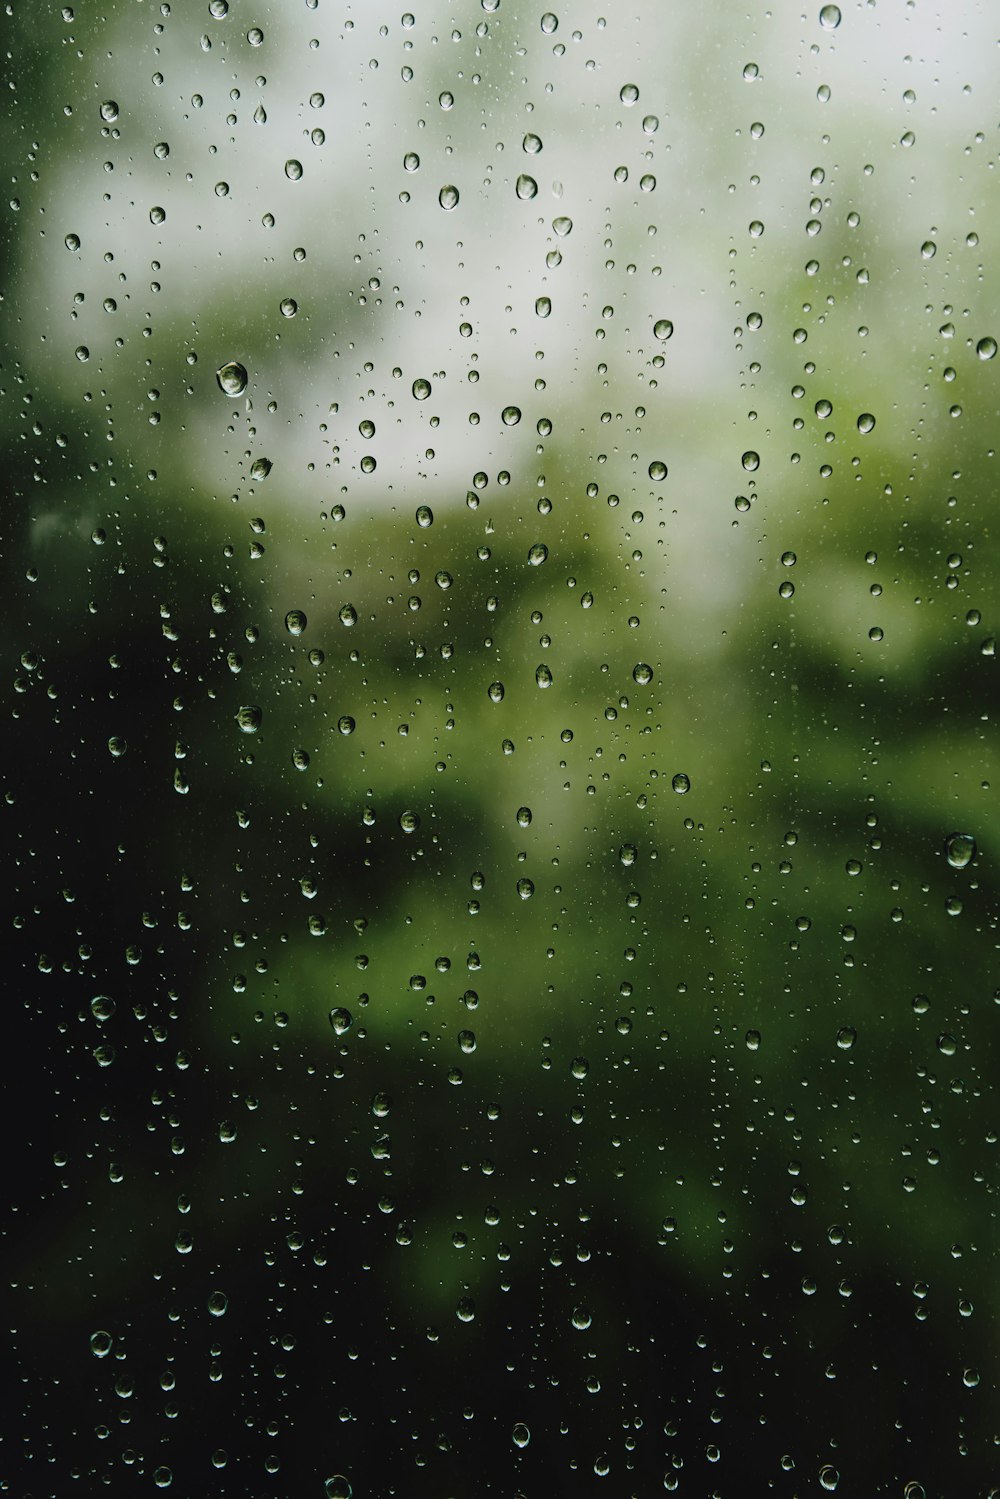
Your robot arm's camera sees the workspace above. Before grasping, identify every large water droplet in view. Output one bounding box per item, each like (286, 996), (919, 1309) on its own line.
(237, 705), (262, 734)
(976, 336), (996, 360)
(502, 405), (521, 425)
(285, 609), (307, 636)
(945, 832), (976, 869)
(329, 1007), (353, 1035)
(412, 377), (431, 400)
(216, 360), (248, 396)
(818, 4), (841, 28)
(439, 184), (460, 210)
(516, 173), (538, 200)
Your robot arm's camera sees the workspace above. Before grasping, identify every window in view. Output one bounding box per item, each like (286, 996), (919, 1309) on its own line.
(6, 1), (996, 1493)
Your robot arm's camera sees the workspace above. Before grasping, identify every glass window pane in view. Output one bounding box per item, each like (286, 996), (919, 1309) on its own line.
(6, 1), (996, 1494)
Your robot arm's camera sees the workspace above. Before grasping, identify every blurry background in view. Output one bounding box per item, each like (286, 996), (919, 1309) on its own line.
(2, 0), (998, 1493)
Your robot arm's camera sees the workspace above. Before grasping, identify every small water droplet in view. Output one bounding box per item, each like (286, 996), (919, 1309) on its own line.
(535, 296), (551, 317)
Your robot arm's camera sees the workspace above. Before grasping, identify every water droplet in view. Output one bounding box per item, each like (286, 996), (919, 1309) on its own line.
(936, 1032), (957, 1056)
(247, 26), (263, 44)
(818, 4), (841, 28)
(672, 772), (690, 794)
(836, 1026), (856, 1050)
(845, 858), (862, 875)
(643, 114), (659, 134)
(512, 1422), (530, 1447)
(648, 460), (667, 481)
(237, 705), (262, 734)
(857, 412), (876, 434)
(339, 604), (357, 627)
(516, 173), (538, 200)
(742, 450), (760, 471)
(571, 1305), (592, 1330)
(91, 995), (115, 1021)
(412, 377), (431, 400)
(632, 662), (653, 686)
(90, 1330), (113, 1357)
(329, 1007), (353, 1035)
(403, 151), (420, 172)
(207, 1290), (228, 1316)
(619, 844), (637, 866)
(571, 1056), (589, 1079)
(502, 405), (521, 425)
(285, 158), (303, 180)
(535, 296), (551, 318)
(399, 810), (420, 834)
(99, 100), (119, 122)
(337, 716), (355, 736)
(553, 215), (573, 236)
(456, 1297), (476, 1322)
(535, 664), (553, 688)
(216, 360), (248, 396)
(945, 832), (976, 869)
(285, 609), (307, 636)
(516, 806), (533, 828)
(920, 239), (936, 260)
(488, 681), (505, 702)
(653, 319), (673, 341)
(279, 297), (298, 318)
(746, 1029), (761, 1051)
(107, 736), (127, 758)
(65, 233), (80, 251)
(415, 504), (434, 527)
(150, 205), (166, 224)
(540, 12), (558, 33)
(439, 184), (460, 210)
(819, 1466), (840, 1492)
(324, 1479), (352, 1499)
(523, 132), (543, 154)
(250, 457), (272, 482)
(528, 542), (548, 565)
(620, 83), (639, 106)
(976, 336), (996, 360)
